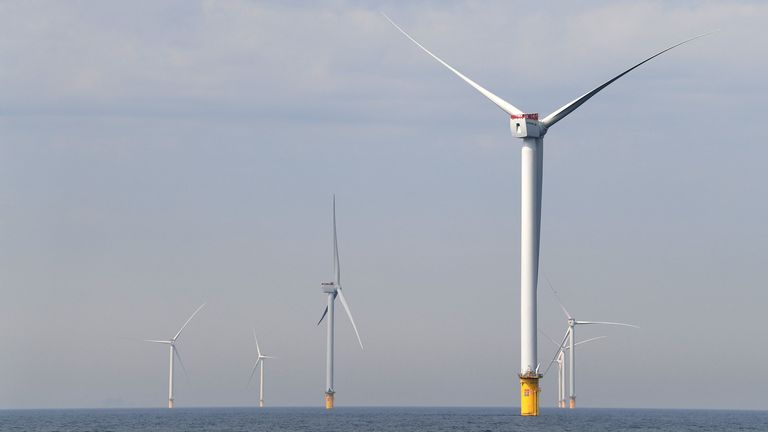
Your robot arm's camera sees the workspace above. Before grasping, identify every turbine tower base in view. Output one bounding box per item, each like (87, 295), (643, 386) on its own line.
(168, 398), (174, 409)
(324, 391), (335, 410)
(259, 399), (264, 408)
(519, 374), (541, 416)
(569, 396), (575, 409)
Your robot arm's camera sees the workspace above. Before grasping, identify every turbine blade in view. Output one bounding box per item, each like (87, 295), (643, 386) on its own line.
(316, 305), (329, 326)
(574, 320), (639, 328)
(173, 303), (206, 342)
(333, 195), (341, 285)
(543, 275), (572, 320)
(253, 329), (262, 358)
(261, 356), (277, 359)
(559, 304), (573, 321)
(247, 359), (261, 387)
(336, 287), (364, 350)
(144, 339), (172, 344)
(541, 32), (715, 128)
(173, 346), (190, 382)
(382, 13), (524, 116)
(574, 335), (607, 347)
(539, 329), (560, 347)
(542, 328), (571, 377)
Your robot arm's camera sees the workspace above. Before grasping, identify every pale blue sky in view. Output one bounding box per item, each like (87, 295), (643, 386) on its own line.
(1, 0), (767, 409)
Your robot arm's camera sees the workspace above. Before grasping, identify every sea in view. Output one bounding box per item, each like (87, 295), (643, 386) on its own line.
(1, 407), (767, 432)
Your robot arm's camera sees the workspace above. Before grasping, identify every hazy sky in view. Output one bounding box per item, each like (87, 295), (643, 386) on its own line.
(2, 0), (767, 410)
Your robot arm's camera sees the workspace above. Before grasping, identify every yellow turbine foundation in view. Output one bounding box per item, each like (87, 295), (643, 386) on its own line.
(519, 375), (541, 416)
(168, 399), (174, 409)
(569, 397), (575, 409)
(325, 392), (335, 410)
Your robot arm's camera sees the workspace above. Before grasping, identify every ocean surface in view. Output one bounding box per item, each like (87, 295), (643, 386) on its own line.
(1, 407), (767, 432)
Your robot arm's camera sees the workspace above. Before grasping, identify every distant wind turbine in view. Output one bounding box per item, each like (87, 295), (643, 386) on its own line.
(317, 195), (364, 409)
(553, 303), (638, 409)
(145, 303), (205, 408)
(555, 349), (565, 408)
(542, 330), (605, 408)
(383, 12), (709, 415)
(248, 329), (276, 408)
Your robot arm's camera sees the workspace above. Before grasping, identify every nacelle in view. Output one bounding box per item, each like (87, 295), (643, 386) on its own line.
(321, 282), (337, 293)
(510, 113), (544, 138)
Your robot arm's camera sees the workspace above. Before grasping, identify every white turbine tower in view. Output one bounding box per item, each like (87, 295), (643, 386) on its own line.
(317, 195), (364, 409)
(553, 303), (638, 409)
(248, 329), (276, 408)
(145, 303), (205, 408)
(383, 13), (708, 415)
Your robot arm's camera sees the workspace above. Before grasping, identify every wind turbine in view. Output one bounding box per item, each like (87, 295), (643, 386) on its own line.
(542, 330), (605, 408)
(383, 13), (708, 415)
(317, 195), (364, 409)
(554, 303), (638, 409)
(145, 303), (205, 408)
(555, 349), (565, 408)
(248, 329), (276, 408)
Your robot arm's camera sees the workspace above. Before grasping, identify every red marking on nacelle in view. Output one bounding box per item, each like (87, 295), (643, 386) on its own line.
(511, 113), (539, 120)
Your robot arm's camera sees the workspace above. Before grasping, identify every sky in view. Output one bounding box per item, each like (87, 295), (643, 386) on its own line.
(1, 0), (767, 410)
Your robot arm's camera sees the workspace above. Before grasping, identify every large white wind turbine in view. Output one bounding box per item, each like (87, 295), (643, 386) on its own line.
(145, 303), (205, 408)
(248, 329), (276, 408)
(554, 303), (638, 409)
(383, 13), (708, 415)
(317, 195), (364, 409)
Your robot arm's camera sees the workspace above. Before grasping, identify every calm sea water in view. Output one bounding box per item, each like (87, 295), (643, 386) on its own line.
(1, 407), (767, 432)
